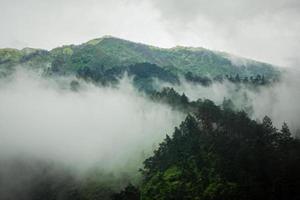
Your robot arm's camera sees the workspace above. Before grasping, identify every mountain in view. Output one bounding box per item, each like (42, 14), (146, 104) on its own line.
(0, 36), (279, 78)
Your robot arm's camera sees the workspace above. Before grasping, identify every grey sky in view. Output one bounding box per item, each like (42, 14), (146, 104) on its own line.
(0, 0), (299, 67)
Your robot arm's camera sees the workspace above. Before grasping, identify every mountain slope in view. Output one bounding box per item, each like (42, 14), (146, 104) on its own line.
(0, 36), (279, 77)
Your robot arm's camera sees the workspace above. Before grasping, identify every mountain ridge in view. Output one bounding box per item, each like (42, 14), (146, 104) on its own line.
(0, 36), (280, 78)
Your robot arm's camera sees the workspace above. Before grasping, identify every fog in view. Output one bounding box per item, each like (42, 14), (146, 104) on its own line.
(0, 69), (185, 174)
(166, 70), (300, 134)
(1, 66), (300, 199)
(248, 70), (300, 133)
(1, 67), (299, 173)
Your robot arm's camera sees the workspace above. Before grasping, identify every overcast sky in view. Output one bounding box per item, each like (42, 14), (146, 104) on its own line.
(1, 0), (299, 67)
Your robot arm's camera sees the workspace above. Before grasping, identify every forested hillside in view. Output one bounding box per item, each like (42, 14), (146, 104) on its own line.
(104, 88), (300, 199)
(0, 37), (297, 200)
(0, 36), (279, 78)
(137, 90), (300, 200)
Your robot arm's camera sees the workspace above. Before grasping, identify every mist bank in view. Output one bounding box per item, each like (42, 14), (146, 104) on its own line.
(157, 68), (300, 134)
(0, 69), (186, 199)
(0, 69), (185, 173)
(0, 66), (299, 199)
(1, 67), (299, 170)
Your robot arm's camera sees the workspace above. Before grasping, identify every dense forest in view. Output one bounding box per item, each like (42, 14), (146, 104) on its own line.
(139, 90), (300, 200)
(68, 62), (274, 93)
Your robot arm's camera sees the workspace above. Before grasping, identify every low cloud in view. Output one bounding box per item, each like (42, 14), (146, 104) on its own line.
(0, 69), (184, 173)
(164, 70), (300, 134)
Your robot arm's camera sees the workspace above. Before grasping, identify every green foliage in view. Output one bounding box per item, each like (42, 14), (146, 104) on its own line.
(150, 87), (190, 112)
(0, 36), (280, 79)
(0, 48), (23, 63)
(141, 166), (185, 200)
(141, 92), (300, 200)
(75, 62), (179, 91)
(203, 181), (238, 200)
(50, 37), (279, 78)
